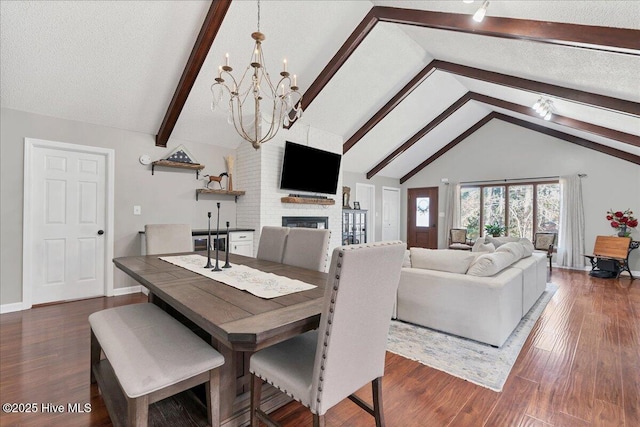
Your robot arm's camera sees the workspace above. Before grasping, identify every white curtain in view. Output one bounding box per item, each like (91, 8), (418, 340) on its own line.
(442, 183), (461, 248)
(557, 175), (586, 268)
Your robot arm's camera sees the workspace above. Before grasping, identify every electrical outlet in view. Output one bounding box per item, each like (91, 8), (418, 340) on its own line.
(133, 205), (141, 215)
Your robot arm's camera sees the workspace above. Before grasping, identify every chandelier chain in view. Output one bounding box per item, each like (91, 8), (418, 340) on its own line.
(257, 0), (260, 32)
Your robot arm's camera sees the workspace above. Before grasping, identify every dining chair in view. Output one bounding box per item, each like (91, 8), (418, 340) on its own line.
(533, 232), (557, 271)
(249, 241), (406, 427)
(448, 228), (472, 250)
(282, 228), (331, 272)
(144, 224), (192, 255)
(256, 226), (290, 263)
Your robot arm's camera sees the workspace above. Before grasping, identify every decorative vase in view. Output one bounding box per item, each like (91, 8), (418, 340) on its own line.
(617, 224), (628, 237)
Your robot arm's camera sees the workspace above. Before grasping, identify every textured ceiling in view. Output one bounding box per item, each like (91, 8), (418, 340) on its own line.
(1, 1), (638, 179)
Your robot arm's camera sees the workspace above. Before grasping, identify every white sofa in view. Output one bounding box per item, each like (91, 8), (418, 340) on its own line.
(395, 241), (547, 347)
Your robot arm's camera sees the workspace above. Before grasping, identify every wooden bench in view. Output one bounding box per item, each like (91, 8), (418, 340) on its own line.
(584, 236), (633, 279)
(89, 303), (224, 427)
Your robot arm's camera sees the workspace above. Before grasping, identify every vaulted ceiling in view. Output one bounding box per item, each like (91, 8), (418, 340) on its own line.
(1, 1), (638, 182)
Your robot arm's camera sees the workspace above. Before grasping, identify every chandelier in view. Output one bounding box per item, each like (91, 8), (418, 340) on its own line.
(210, 0), (303, 149)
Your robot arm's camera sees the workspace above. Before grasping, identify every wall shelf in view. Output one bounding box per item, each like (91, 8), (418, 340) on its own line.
(152, 160), (205, 178)
(281, 197), (335, 205)
(196, 188), (245, 202)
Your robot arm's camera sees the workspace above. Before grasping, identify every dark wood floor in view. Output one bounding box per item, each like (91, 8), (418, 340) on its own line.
(1, 269), (638, 427)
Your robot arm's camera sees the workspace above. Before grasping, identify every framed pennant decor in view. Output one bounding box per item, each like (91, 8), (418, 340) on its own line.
(164, 144), (198, 164)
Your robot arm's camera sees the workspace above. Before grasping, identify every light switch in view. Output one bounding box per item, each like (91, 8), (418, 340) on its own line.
(134, 205), (141, 215)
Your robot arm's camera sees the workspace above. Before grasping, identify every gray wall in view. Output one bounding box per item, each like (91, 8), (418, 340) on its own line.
(1, 108), (237, 305)
(400, 119), (640, 272)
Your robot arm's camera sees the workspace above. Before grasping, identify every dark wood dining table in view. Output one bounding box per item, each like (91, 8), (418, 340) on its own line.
(113, 252), (327, 427)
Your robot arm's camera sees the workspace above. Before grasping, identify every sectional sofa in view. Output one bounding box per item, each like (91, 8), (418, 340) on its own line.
(395, 239), (547, 347)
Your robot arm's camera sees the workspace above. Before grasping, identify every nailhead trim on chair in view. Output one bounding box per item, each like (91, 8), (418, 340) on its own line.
(253, 241), (404, 410)
(316, 249), (343, 403)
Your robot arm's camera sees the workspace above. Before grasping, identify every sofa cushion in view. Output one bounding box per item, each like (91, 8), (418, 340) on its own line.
(467, 251), (518, 277)
(496, 241), (525, 259)
(409, 248), (476, 274)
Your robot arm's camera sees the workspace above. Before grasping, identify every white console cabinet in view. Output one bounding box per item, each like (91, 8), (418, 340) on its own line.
(228, 231), (254, 257)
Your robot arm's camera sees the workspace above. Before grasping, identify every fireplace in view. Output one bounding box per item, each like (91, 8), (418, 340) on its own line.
(282, 216), (328, 229)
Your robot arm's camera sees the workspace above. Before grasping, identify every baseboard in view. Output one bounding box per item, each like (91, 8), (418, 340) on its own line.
(112, 285), (143, 296)
(553, 265), (639, 277)
(0, 302), (26, 314)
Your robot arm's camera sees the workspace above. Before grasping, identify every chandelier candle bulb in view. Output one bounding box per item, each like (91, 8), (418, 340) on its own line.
(293, 74), (297, 86)
(283, 58), (287, 72)
(225, 53), (229, 66)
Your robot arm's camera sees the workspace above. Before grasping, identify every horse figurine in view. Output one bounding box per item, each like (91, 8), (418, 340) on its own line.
(203, 172), (228, 189)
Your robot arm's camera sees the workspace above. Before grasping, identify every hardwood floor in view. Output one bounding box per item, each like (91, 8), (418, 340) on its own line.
(0, 269), (638, 426)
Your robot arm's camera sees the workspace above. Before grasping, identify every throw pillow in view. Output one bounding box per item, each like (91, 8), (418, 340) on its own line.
(518, 238), (535, 257)
(496, 241), (525, 259)
(402, 250), (412, 268)
(467, 251), (518, 277)
(486, 235), (520, 248)
(409, 248), (476, 274)
(472, 242), (495, 253)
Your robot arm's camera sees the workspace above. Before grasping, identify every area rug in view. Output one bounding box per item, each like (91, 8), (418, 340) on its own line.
(387, 283), (558, 392)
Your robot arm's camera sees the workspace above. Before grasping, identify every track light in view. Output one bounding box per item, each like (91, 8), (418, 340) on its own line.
(532, 98), (543, 111)
(473, 1), (489, 22)
(532, 97), (554, 120)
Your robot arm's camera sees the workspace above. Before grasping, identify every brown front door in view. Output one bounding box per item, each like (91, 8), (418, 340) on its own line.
(407, 187), (439, 248)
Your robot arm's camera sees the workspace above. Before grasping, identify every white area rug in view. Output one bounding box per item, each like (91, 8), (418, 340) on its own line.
(387, 283), (558, 392)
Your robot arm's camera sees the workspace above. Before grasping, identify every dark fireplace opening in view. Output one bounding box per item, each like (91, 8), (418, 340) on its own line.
(282, 216), (329, 229)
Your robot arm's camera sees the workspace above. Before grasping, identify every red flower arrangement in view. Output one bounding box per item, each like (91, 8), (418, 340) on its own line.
(606, 209), (637, 237)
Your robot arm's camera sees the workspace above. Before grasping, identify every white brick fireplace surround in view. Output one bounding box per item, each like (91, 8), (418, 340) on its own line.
(235, 124), (343, 271)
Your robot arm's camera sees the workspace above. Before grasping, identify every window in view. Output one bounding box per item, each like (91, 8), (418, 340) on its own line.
(460, 181), (560, 240)
(416, 197), (430, 227)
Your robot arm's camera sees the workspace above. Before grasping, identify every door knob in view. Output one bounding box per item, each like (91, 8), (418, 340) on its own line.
(97, 230), (104, 235)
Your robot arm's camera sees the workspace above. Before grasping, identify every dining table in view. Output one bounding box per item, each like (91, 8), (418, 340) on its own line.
(112, 251), (328, 427)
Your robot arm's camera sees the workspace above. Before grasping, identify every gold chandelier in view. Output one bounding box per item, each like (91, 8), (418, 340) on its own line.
(210, 0), (303, 149)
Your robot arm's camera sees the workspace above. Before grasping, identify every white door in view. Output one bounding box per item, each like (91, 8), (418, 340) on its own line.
(382, 187), (400, 241)
(355, 183), (375, 243)
(24, 139), (112, 305)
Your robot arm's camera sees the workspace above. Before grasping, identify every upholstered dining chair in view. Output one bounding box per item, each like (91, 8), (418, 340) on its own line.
(448, 228), (472, 251)
(249, 241), (406, 427)
(144, 224), (192, 255)
(282, 228), (331, 272)
(256, 226), (290, 263)
(534, 232), (557, 271)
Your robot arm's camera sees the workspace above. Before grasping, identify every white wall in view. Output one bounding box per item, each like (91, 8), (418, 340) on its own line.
(401, 119), (640, 272)
(1, 108), (237, 306)
(236, 122), (344, 263)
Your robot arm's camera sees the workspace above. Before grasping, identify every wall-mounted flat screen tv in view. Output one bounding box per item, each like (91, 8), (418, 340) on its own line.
(280, 141), (342, 195)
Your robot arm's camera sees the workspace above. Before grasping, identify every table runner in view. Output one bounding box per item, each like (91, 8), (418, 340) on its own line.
(159, 254), (316, 299)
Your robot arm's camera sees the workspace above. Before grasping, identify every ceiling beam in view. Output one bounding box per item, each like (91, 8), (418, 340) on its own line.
(400, 113), (640, 184)
(436, 61), (640, 117)
(494, 114), (640, 165)
(343, 60), (438, 153)
(344, 60), (639, 154)
(375, 7), (640, 55)
(366, 92), (472, 179)
(283, 8), (378, 129)
(400, 113), (496, 184)
(290, 6), (640, 129)
(469, 93), (640, 147)
(155, 0), (232, 147)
